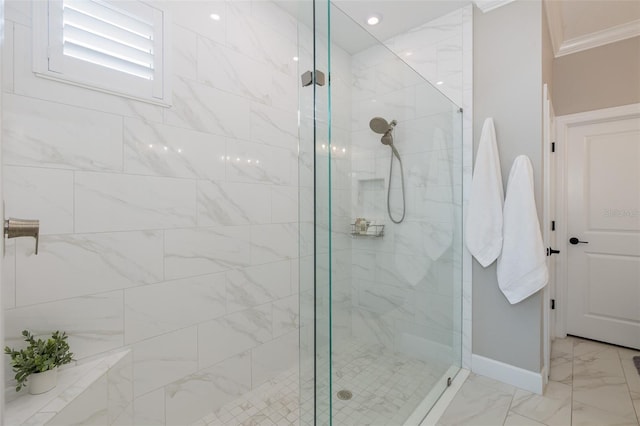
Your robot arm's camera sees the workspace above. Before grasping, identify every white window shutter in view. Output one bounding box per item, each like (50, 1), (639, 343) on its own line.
(34, 0), (170, 105)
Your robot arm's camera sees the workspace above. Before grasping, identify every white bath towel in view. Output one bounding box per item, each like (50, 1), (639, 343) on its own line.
(497, 155), (548, 304)
(466, 118), (504, 267)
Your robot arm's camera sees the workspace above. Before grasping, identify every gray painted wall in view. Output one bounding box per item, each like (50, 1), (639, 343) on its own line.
(553, 36), (640, 116)
(472, 0), (544, 373)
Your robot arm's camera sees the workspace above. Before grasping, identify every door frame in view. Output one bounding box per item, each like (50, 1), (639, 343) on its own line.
(542, 84), (555, 384)
(553, 103), (640, 338)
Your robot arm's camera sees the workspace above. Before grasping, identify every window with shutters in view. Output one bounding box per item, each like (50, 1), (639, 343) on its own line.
(33, 0), (171, 105)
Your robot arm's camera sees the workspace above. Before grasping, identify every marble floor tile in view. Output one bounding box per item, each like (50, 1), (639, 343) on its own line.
(572, 400), (638, 426)
(436, 374), (515, 426)
(551, 337), (575, 359)
(510, 381), (572, 426)
(549, 355), (573, 385)
(573, 381), (636, 418)
(503, 412), (547, 426)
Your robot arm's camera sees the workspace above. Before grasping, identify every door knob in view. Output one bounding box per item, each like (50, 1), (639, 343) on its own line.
(547, 247), (560, 256)
(569, 237), (588, 245)
(4, 218), (39, 254)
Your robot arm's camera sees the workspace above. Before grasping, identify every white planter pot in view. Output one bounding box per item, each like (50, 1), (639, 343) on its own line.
(28, 368), (57, 395)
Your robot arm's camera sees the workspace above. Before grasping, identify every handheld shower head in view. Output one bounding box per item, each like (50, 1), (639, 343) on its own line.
(370, 117), (398, 147)
(369, 117), (391, 134)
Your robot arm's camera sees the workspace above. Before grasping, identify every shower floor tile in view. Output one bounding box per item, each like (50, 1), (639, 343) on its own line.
(195, 339), (454, 426)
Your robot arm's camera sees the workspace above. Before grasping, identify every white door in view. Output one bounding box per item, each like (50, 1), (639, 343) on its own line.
(566, 115), (640, 350)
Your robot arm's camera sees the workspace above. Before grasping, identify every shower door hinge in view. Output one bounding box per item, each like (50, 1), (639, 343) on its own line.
(447, 377), (452, 387)
(551, 220), (556, 231)
(551, 299), (556, 310)
(301, 70), (326, 87)
(551, 142), (556, 152)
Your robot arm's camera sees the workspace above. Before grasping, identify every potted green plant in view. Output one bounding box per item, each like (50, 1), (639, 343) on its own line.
(4, 330), (74, 394)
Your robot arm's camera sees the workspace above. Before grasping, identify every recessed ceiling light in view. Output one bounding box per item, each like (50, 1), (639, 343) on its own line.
(366, 15), (381, 26)
(293, 56), (299, 62)
(405, 51), (413, 57)
(436, 81), (444, 85)
(210, 13), (221, 21)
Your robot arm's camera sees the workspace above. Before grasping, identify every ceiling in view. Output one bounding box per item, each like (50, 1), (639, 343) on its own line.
(275, 0), (640, 56)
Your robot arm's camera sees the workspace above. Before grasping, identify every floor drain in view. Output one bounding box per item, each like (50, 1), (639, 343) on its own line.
(337, 390), (352, 400)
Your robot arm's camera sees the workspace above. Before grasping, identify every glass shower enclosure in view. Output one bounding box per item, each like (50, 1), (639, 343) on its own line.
(298, 1), (464, 424)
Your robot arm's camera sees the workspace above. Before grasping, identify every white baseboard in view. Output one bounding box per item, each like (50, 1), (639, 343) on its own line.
(471, 354), (544, 394)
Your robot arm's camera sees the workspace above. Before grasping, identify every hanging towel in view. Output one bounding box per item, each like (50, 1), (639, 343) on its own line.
(423, 127), (454, 261)
(497, 155), (548, 304)
(466, 118), (504, 267)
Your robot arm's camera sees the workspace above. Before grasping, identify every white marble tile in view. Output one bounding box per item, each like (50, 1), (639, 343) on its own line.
(124, 118), (226, 180)
(133, 389), (165, 426)
(46, 373), (109, 426)
(272, 295), (299, 338)
(198, 37), (272, 104)
(197, 305), (272, 370)
(4, 291), (124, 360)
(164, 76), (250, 139)
(249, 103), (298, 151)
(270, 68), (298, 113)
(226, 7), (296, 77)
(226, 138), (294, 185)
(573, 380), (637, 421)
(251, 331), (298, 388)
(124, 273), (227, 344)
(165, 352), (251, 426)
(549, 354), (574, 385)
(437, 373), (514, 426)
(3, 241), (16, 309)
(132, 327), (198, 397)
(162, 1), (226, 46)
(226, 261), (291, 313)
(510, 381), (572, 426)
(108, 351), (134, 425)
(250, 223), (297, 265)
(75, 172), (196, 233)
(573, 355), (626, 381)
(3, 20), (15, 93)
(572, 400), (639, 426)
(251, 0), (297, 42)
(4, 166), (74, 235)
(197, 181), (271, 226)
(164, 226), (251, 280)
(3, 94), (123, 171)
(503, 412), (547, 426)
(271, 186), (297, 224)
(13, 24), (163, 122)
(16, 231), (163, 305)
(574, 338), (621, 360)
(171, 24), (197, 80)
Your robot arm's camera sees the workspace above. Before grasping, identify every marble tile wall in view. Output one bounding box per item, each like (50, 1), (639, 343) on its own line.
(347, 8), (470, 367)
(2, 1), (304, 424)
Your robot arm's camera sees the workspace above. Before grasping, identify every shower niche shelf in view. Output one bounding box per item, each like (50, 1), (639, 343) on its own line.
(350, 223), (384, 237)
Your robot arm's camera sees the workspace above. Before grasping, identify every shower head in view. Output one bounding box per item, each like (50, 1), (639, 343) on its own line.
(370, 117), (398, 147)
(369, 117), (390, 134)
(369, 117), (397, 134)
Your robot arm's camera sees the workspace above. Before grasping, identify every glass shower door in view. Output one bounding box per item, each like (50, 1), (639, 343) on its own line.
(298, 1), (332, 425)
(299, 1), (463, 424)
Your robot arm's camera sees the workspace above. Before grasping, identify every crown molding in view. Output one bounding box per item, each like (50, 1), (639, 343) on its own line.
(473, 0), (515, 14)
(556, 19), (640, 57)
(543, 0), (564, 57)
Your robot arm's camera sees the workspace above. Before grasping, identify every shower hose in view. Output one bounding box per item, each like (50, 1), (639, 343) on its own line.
(387, 150), (406, 224)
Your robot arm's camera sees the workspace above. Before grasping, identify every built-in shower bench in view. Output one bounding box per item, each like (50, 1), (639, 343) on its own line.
(5, 349), (132, 426)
